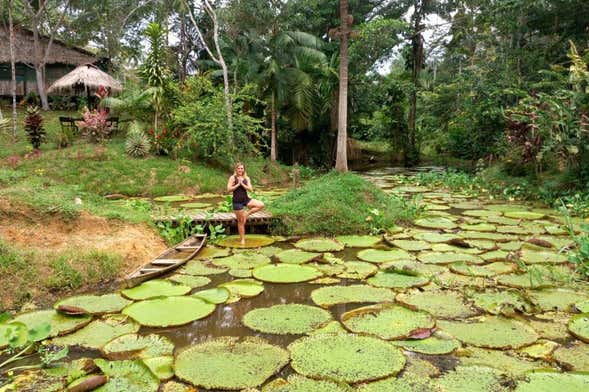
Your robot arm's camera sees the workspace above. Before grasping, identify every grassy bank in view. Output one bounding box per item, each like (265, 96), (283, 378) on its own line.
(270, 172), (421, 235)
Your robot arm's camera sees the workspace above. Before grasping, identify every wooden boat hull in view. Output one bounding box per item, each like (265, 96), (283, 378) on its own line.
(124, 234), (207, 288)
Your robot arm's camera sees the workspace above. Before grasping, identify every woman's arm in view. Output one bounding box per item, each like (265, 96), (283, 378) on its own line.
(242, 176), (253, 191)
(227, 176), (239, 192)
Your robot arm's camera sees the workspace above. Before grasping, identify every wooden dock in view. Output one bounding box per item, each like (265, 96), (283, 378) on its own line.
(156, 211), (275, 227)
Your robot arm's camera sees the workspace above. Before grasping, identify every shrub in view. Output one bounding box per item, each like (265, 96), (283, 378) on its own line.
(79, 108), (112, 143)
(23, 106), (46, 149)
(125, 122), (151, 158)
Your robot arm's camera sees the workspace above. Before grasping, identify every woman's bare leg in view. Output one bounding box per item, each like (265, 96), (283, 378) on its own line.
(235, 210), (246, 245)
(245, 199), (265, 218)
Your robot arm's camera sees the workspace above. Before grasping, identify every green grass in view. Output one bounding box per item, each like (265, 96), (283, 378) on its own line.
(45, 250), (123, 290)
(270, 172), (418, 235)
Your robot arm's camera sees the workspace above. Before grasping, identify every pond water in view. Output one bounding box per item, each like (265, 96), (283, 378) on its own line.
(3, 168), (589, 391)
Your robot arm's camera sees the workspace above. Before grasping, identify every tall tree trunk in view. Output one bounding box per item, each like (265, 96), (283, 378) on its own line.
(335, 0), (350, 172)
(8, 0), (17, 140)
(31, 25), (49, 110)
(270, 91), (277, 161)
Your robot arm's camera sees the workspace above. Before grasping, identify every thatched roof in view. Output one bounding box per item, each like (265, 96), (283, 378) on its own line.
(47, 64), (122, 94)
(0, 27), (96, 65)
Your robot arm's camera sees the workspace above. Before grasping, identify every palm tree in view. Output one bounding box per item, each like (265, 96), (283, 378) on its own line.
(335, 0), (352, 172)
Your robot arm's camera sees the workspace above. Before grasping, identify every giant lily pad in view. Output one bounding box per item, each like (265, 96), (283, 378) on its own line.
(338, 261), (378, 279)
(459, 347), (550, 375)
(392, 335), (460, 355)
(192, 287), (230, 304)
(262, 374), (354, 392)
(275, 249), (321, 264)
(414, 232), (459, 243)
(175, 336), (289, 390)
(195, 246), (231, 259)
(413, 217), (457, 230)
(216, 234), (275, 248)
(294, 238), (344, 252)
(497, 273), (555, 289)
(459, 231), (513, 241)
(417, 251), (484, 265)
(459, 223), (497, 232)
(220, 279), (264, 297)
(0, 322), (27, 349)
(55, 294), (131, 316)
(123, 296), (215, 327)
(504, 211), (545, 220)
(311, 285), (395, 307)
(389, 240), (431, 251)
(253, 264), (322, 283)
(341, 304), (435, 340)
(51, 314), (139, 349)
(367, 271), (429, 289)
(168, 274), (211, 288)
(121, 279), (191, 300)
(568, 313), (589, 342)
(529, 289), (589, 312)
(450, 262), (514, 277)
(154, 195), (191, 203)
(243, 304), (332, 335)
(180, 260), (227, 275)
(553, 343), (589, 371)
(514, 370), (589, 391)
(396, 290), (477, 319)
(143, 356), (174, 380)
(160, 381), (196, 392)
(529, 312), (571, 340)
(102, 333), (174, 360)
(433, 365), (508, 392)
(469, 290), (532, 314)
(179, 202), (212, 209)
(357, 249), (413, 263)
(94, 358), (159, 392)
(288, 334), (406, 384)
(462, 209), (502, 218)
(212, 252), (271, 269)
(438, 316), (538, 349)
(335, 235), (382, 248)
(520, 249), (567, 264)
(13, 309), (92, 338)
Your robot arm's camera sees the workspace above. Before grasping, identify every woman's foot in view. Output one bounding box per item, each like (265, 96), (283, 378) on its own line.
(240, 239), (246, 246)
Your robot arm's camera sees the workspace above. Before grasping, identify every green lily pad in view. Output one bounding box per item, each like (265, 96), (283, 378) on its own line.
(529, 312), (572, 340)
(520, 249), (567, 264)
(464, 239), (497, 250)
(450, 262), (514, 277)
(51, 314), (140, 349)
(568, 314), (589, 342)
(154, 195), (191, 202)
(216, 234), (276, 248)
(180, 260), (228, 275)
(341, 304), (435, 340)
(505, 211), (545, 220)
(262, 374), (354, 392)
(195, 246), (231, 259)
(243, 304), (333, 335)
(553, 343), (589, 371)
(488, 215), (523, 225)
(335, 235), (382, 248)
(384, 260), (448, 277)
(102, 333), (174, 360)
(497, 273), (555, 289)
(0, 322), (27, 349)
(576, 300), (589, 313)
(480, 250), (510, 262)
(122, 279), (191, 300)
(219, 279), (265, 297)
(470, 290), (532, 314)
(253, 264), (322, 283)
(294, 238), (344, 252)
(143, 356), (174, 380)
(459, 223), (497, 232)
(357, 248), (413, 263)
(275, 249), (321, 264)
(338, 261), (378, 279)
(175, 336), (289, 390)
(94, 358), (159, 392)
(54, 294), (131, 316)
(12, 310), (92, 338)
(396, 290), (477, 319)
(459, 231), (514, 241)
(433, 271), (487, 288)
(438, 316), (539, 349)
(392, 335), (460, 355)
(167, 274), (211, 288)
(228, 268), (252, 278)
(288, 334), (406, 383)
(433, 365), (508, 392)
(459, 347), (550, 375)
(179, 202), (212, 209)
(308, 320), (348, 335)
(518, 339), (559, 360)
(160, 381), (196, 392)
(414, 217), (457, 230)
(311, 285), (395, 307)
(367, 271), (430, 289)
(498, 241), (524, 251)
(192, 287), (230, 304)
(515, 370), (589, 392)
(417, 251), (484, 265)
(529, 289), (589, 312)
(212, 252), (271, 269)
(122, 296), (215, 327)
(414, 232), (459, 243)
(462, 209), (502, 218)
(390, 240), (431, 251)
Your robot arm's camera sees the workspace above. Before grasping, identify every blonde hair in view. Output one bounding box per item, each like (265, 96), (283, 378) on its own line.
(233, 162), (247, 177)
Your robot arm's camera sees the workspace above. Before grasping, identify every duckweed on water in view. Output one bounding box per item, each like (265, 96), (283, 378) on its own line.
(288, 334), (406, 383)
(175, 337), (289, 390)
(242, 304), (333, 334)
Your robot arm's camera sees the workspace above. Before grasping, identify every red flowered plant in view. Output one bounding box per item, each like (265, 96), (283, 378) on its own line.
(146, 127), (182, 156)
(79, 108), (112, 143)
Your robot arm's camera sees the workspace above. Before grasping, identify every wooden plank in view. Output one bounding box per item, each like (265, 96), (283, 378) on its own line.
(151, 260), (179, 266)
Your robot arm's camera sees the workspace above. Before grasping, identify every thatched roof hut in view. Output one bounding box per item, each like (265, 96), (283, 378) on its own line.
(48, 64), (122, 95)
(0, 27), (97, 96)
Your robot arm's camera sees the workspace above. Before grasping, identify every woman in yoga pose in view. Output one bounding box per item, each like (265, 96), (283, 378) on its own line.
(227, 162), (265, 245)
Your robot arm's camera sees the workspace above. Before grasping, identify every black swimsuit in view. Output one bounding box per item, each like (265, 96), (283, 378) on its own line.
(232, 177), (251, 210)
